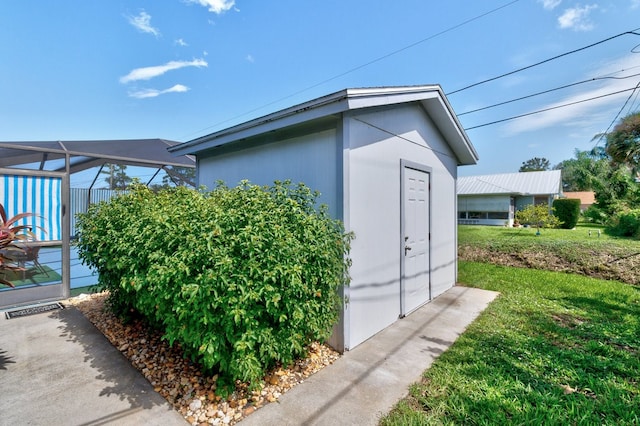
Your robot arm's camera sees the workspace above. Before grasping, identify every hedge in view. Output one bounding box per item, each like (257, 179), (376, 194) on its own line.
(552, 198), (581, 229)
(76, 181), (352, 391)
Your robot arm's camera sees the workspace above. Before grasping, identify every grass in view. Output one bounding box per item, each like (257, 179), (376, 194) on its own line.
(380, 226), (640, 425)
(458, 223), (630, 245)
(458, 224), (640, 285)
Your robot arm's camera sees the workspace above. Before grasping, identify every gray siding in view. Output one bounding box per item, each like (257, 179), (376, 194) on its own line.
(344, 104), (458, 348)
(197, 129), (340, 217)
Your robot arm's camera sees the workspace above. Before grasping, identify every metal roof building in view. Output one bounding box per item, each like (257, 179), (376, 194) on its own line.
(457, 170), (563, 226)
(457, 170), (562, 196)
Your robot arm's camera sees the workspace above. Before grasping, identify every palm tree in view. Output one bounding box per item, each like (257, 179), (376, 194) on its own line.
(604, 111), (640, 175)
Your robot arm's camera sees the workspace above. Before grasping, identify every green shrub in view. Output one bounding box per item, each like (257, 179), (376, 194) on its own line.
(552, 198), (581, 229)
(76, 181), (352, 391)
(515, 203), (561, 231)
(607, 209), (640, 238)
(583, 204), (608, 224)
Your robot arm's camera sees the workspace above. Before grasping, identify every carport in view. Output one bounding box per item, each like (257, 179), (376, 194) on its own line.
(0, 139), (195, 309)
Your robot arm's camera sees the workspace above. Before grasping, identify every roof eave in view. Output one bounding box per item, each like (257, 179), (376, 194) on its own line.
(169, 85), (479, 165)
(169, 89), (352, 155)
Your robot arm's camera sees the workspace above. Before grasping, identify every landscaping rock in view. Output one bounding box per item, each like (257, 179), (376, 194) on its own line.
(66, 292), (340, 425)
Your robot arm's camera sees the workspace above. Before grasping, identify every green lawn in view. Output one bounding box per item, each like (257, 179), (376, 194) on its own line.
(380, 226), (640, 425)
(458, 223), (628, 245)
(458, 224), (640, 285)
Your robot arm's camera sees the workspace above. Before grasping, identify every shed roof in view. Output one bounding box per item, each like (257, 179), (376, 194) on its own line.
(169, 85), (479, 165)
(457, 170), (562, 196)
(0, 139), (195, 174)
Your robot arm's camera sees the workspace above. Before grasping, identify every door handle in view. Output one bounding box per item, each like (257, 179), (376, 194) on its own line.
(404, 245), (412, 255)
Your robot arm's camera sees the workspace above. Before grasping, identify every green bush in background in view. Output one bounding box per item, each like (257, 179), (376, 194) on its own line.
(607, 209), (640, 238)
(76, 181), (352, 391)
(552, 198), (581, 229)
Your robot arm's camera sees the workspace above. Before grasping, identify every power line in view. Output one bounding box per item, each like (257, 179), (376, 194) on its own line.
(458, 71), (640, 116)
(183, 0), (522, 139)
(591, 81), (640, 147)
(625, 82), (640, 114)
(352, 118), (456, 160)
(446, 28), (640, 96)
(464, 85), (639, 130)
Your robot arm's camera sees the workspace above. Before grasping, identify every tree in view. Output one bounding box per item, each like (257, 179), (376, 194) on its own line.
(604, 111), (640, 174)
(515, 203), (561, 234)
(161, 166), (196, 187)
(590, 165), (640, 217)
(519, 157), (550, 172)
(554, 149), (609, 191)
(148, 166), (196, 191)
(101, 164), (132, 190)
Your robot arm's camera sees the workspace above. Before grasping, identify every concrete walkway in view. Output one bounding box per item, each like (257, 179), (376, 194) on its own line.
(0, 285), (498, 426)
(0, 304), (187, 426)
(241, 285), (499, 425)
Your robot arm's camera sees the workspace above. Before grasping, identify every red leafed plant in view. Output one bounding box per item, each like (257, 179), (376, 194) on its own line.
(0, 203), (38, 287)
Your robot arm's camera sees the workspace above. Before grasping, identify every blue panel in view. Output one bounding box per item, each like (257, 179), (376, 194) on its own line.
(0, 174), (62, 241)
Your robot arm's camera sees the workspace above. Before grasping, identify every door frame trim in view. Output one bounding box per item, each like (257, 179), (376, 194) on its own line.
(400, 159), (432, 317)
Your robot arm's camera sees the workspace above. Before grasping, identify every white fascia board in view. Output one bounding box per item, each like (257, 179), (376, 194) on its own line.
(421, 95), (479, 166)
(344, 85), (441, 109)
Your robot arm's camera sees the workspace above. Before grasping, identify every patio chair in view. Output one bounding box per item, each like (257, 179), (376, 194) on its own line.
(14, 245), (49, 278)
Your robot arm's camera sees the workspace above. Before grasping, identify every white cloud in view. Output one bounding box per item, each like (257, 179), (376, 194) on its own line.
(503, 54), (640, 136)
(632, 0), (640, 9)
(120, 59), (208, 83)
(126, 10), (160, 36)
(185, 0), (235, 14)
(539, 0), (562, 10)
(175, 38), (188, 47)
(558, 4), (598, 31)
(128, 84), (190, 99)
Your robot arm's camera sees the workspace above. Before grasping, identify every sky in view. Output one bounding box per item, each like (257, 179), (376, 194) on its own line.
(2, 0), (640, 182)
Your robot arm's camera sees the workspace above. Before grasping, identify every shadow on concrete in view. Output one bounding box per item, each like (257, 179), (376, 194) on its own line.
(0, 305), (186, 425)
(301, 287), (468, 424)
(0, 347), (15, 370)
(52, 307), (163, 411)
(418, 335), (452, 355)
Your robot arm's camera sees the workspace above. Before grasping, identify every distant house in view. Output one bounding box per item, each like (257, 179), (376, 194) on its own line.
(457, 170), (562, 226)
(562, 191), (595, 212)
(170, 85), (479, 351)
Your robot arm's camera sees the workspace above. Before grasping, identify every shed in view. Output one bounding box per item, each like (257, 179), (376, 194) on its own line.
(457, 170), (563, 226)
(169, 85), (479, 351)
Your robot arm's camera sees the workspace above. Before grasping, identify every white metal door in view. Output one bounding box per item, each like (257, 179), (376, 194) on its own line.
(401, 166), (430, 316)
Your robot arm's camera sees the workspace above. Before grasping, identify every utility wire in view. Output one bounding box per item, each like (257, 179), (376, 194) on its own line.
(625, 82), (640, 114)
(458, 72), (640, 116)
(447, 28), (640, 95)
(183, 0), (521, 139)
(591, 81), (640, 147)
(352, 118), (456, 160)
(464, 85), (639, 130)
